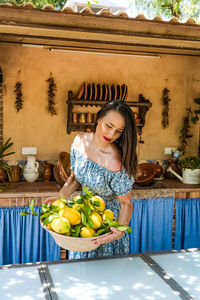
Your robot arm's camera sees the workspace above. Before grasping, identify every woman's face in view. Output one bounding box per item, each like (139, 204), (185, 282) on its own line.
(96, 110), (125, 144)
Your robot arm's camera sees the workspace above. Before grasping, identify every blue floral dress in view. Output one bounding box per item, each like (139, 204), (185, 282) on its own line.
(68, 143), (134, 260)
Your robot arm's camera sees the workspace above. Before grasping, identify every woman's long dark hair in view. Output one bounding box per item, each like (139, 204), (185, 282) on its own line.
(94, 100), (138, 177)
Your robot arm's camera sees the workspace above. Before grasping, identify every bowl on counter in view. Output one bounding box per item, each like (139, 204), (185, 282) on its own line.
(135, 163), (157, 186)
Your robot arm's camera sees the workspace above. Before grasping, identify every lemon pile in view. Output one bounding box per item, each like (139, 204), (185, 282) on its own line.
(42, 191), (116, 238)
(20, 187), (132, 238)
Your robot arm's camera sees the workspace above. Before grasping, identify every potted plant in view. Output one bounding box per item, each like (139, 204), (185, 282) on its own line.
(0, 137), (15, 182)
(168, 156), (200, 184)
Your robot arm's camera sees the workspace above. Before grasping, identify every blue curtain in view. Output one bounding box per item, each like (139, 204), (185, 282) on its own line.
(129, 197), (174, 253)
(0, 206), (60, 265)
(174, 198), (200, 249)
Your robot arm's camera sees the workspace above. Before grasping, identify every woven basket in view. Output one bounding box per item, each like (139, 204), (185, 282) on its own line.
(41, 222), (109, 252)
(53, 152), (70, 186)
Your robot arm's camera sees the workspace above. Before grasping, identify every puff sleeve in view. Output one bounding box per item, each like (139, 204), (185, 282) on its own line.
(110, 170), (134, 196)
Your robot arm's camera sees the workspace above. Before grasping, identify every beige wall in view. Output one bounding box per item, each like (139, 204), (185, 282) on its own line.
(0, 43), (199, 161)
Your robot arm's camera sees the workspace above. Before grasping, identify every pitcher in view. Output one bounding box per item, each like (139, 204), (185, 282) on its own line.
(23, 155), (39, 183)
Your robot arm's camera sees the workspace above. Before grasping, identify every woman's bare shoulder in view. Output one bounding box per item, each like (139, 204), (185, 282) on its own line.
(73, 133), (92, 149)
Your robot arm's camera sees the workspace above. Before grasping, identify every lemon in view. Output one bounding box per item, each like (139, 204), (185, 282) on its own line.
(51, 217), (71, 234)
(89, 211), (102, 229)
(72, 203), (84, 212)
(89, 196), (105, 212)
(52, 199), (66, 210)
(80, 227), (95, 238)
(62, 207), (82, 225)
(102, 209), (114, 222)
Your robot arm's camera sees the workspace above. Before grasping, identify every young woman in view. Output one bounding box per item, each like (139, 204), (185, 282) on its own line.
(58, 100), (138, 259)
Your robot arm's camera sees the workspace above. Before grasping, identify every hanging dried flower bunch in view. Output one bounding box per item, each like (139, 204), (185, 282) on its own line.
(14, 81), (23, 112)
(179, 108), (193, 155)
(46, 72), (57, 116)
(161, 88), (171, 129)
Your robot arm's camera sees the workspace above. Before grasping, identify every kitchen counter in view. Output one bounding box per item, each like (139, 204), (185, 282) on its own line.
(0, 179), (200, 206)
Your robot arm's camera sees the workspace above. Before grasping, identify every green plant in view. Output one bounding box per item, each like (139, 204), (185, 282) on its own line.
(0, 137), (15, 180)
(178, 108), (193, 155)
(181, 156), (200, 170)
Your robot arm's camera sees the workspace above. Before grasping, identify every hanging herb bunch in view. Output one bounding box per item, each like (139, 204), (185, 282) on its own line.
(178, 108), (193, 155)
(161, 88), (171, 129)
(14, 81), (23, 112)
(46, 72), (57, 116)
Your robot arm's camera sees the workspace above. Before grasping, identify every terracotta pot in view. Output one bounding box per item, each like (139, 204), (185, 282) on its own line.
(154, 161), (163, 178)
(0, 166), (7, 181)
(10, 165), (21, 183)
(43, 163), (53, 181)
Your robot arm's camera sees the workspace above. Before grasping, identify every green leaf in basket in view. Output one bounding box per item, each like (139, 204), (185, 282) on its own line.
(41, 203), (49, 213)
(117, 226), (132, 233)
(81, 212), (87, 226)
(30, 199), (35, 213)
(20, 199), (39, 217)
(40, 211), (52, 220)
(106, 219), (119, 227)
(71, 224), (81, 237)
(76, 198), (84, 204)
(83, 186), (94, 198)
(49, 205), (60, 213)
(59, 196), (68, 204)
(20, 211), (30, 216)
(43, 214), (57, 225)
(94, 227), (110, 236)
(87, 218), (94, 228)
(83, 205), (91, 217)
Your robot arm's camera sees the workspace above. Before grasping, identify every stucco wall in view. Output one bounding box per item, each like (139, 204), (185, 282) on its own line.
(0, 43), (199, 161)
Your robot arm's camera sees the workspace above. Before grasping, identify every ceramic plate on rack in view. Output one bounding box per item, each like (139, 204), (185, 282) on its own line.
(89, 83), (93, 100)
(84, 82), (88, 100)
(121, 84), (126, 101)
(96, 83), (100, 100)
(99, 84), (103, 100)
(124, 85), (128, 101)
(77, 82), (85, 100)
(104, 83), (108, 101)
(122, 84), (127, 101)
(107, 85), (112, 101)
(116, 84), (121, 100)
(102, 84), (106, 100)
(111, 84), (115, 100)
(93, 83), (98, 100)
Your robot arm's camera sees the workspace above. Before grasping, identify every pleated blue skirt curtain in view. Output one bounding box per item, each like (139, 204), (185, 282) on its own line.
(0, 206), (60, 265)
(129, 197), (174, 253)
(174, 198), (200, 249)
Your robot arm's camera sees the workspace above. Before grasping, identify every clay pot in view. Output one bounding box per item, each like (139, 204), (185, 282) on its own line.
(43, 163), (53, 181)
(154, 161), (163, 178)
(10, 165), (21, 183)
(0, 166), (7, 181)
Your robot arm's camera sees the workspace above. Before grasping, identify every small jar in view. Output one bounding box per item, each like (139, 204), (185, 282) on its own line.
(43, 163), (53, 181)
(79, 113), (86, 123)
(86, 113), (94, 123)
(10, 165), (21, 183)
(85, 127), (92, 132)
(72, 112), (78, 123)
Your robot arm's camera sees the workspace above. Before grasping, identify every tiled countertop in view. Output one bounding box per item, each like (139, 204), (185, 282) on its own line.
(0, 179), (200, 201)
(0, 181), (61, 198)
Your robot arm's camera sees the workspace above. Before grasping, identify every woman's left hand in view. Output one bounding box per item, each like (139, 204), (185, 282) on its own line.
(92, 227), (124, 245)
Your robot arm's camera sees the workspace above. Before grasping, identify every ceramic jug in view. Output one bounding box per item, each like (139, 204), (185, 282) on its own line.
(23, 156), (39, 183)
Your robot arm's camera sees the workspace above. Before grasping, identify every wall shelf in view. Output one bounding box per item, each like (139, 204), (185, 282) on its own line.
(66, 90), (152, 141)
